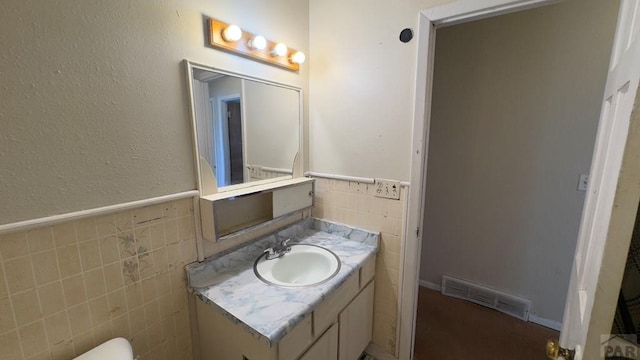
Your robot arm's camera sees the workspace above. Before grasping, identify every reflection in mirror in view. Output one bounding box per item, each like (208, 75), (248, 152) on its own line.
(188, 62), (300, 193)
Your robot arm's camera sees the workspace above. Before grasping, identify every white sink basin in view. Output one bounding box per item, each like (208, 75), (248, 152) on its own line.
(254, 244), (341, 287)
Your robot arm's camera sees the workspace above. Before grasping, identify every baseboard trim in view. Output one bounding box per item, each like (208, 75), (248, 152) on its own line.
(365, 343), (398, 360)
(420, 280), (562, 332)
(528, 314), (562, 331)
(418, 279), (441, 291)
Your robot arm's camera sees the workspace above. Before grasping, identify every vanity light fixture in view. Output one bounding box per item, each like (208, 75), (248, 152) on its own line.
(289, 51), (306, 65)
(222, 24), (242, 42)
(208, 18), (303, 71)
(248, 35), (267, 50)
(271, 43), (288, 57)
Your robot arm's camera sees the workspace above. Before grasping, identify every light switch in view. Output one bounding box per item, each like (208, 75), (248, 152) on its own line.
(578, 174), (589, 191)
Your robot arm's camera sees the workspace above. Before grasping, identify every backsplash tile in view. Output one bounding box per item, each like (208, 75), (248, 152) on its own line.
(13, 289), (41, 327)
(4, 257), (35, 294)
(62, 274), (88, 307)
(75, 218), (98, 243)
(32, 250), (60, 286)
(57, 245), (82, 278)
(79, 241), (102, 272)
(52, 222), (77, 248)
(0, 265), (7, 299)
(26, 228), (54, 253)
(0, 331), (21, 360)
(38, 282), (65, 317)
(312, 177), (405, 356)
(0, 232), (29, 260)
(0, 198), (197, 360)
(44, 312), (71, 350)
(19, 319), (48, 358)
(0, 297), (15, 333)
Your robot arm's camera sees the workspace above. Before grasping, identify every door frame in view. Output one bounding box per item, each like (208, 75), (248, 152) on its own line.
(401, 0), (572, 358)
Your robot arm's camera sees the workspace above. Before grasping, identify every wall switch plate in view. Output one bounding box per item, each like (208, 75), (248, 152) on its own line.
(374, 179), (401, 200)
(578, 174), (589, 191)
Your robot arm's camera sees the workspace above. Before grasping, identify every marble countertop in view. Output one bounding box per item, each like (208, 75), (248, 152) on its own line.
(186, 218), (379, 347)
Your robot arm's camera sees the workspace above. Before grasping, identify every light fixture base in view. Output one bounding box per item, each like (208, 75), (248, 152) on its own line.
(209, 18), (301, 71)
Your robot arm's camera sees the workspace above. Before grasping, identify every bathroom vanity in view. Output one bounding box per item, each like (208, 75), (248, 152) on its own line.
(184, 59), (378, 359)
(186, 219), (379, 360)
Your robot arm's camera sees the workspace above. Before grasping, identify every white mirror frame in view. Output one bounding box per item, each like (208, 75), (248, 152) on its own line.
(183, 60), (304, 196)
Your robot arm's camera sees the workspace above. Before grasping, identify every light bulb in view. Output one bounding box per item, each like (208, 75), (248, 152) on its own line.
(248, 35), (267, 50)
(222, 24), (242, 42)
(272, 43), (288, 57)
(289, 51), (306, 64)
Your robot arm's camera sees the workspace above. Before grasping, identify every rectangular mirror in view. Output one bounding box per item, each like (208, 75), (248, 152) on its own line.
(185, 60), (301, 195)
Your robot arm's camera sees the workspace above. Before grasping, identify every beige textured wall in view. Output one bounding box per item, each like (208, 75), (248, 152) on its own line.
(0, 0), (309, 225)
(312, 178), (405, 356)
(307, 2), (454, 354)
(308, 0), (452, 180)
(0, 199), (197, 360)
(419, 0), (619, 323)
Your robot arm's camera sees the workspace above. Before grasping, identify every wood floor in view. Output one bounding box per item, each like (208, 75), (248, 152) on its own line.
(413, 287), (559, 360)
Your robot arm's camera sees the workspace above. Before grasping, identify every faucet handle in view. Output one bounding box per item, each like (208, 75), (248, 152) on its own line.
(281, 239), (292, 255)
(264, 247), (275, 258)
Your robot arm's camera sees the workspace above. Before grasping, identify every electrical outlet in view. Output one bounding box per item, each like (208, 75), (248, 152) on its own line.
(374, 179), (401, 200)
(248, 165), (263, 179)
(578, 174), (589, 191)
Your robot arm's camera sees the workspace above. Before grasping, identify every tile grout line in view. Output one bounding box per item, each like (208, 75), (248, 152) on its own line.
(0, 246), (27, 360)
(94, 218), (117, 348)
(25, 229), (49, 359)
(74, 222), (99, 356)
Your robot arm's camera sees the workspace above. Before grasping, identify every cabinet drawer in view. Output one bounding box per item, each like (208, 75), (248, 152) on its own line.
(359, 255), (376, 288)
(313, 273), (359, 336)
(279, 314), (313, 360)
(298, 323), (338, 360)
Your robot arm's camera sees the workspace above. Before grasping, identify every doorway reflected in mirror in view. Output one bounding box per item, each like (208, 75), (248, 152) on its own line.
(187, 62), (301, 193)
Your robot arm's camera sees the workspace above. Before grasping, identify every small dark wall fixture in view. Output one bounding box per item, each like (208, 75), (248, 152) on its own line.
(400, 28), (414, 43)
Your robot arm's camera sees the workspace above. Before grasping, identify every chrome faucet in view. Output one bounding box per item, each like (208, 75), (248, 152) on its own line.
(263, 239), (292, 260)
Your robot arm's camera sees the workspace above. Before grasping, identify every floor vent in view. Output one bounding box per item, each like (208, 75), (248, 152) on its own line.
(441, 275), (531, 321)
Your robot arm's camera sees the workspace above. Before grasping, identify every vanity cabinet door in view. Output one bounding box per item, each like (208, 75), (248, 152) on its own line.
(338, 281), (375, 360)
(298, 323), (338, 360)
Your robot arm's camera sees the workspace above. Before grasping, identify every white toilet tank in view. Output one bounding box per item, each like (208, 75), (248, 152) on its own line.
(73, 337), (134, 360)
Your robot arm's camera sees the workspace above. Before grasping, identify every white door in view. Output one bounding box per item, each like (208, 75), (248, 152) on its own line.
(559, 1), (640, 358)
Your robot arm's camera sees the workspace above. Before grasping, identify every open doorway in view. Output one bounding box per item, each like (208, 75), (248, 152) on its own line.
(220, 98), (244, 185)
(413, 0), (619, 358)
(214, 94), (244, 187)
